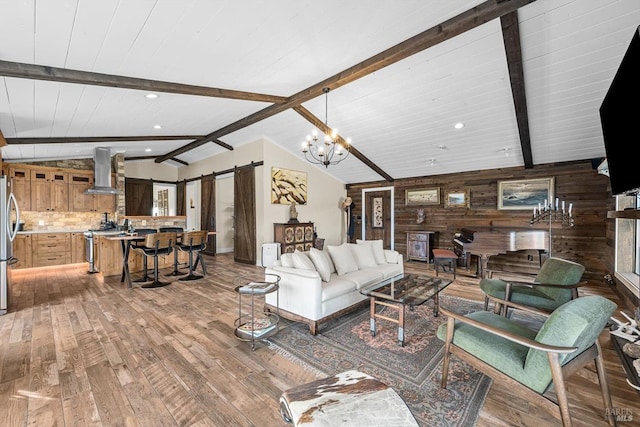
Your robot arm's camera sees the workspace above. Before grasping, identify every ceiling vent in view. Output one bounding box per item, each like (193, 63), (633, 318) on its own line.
(85, 147), (119, 194)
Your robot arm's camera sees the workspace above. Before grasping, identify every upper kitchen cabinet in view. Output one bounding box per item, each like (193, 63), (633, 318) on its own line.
(69, 171), (115, 212)
(7, 165), (31, 211)
(30, 168), (69, 212)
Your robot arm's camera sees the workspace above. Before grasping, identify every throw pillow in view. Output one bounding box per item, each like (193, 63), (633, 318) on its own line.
(292, 250), (316, 271)
(356, 239), (386, 264)
(308, 248), (332, 282)
(327, 244), (359, 275)
(350, 243), (378, 269)
(280, 253), (295, 268)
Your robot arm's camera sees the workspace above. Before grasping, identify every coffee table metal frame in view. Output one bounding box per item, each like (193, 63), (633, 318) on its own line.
(360, 273), (452, 346)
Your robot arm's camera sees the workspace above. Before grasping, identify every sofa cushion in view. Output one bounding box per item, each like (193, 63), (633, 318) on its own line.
(356, 239), (386, 265)
(341, 269), (385, 290)
(280, 253), (295, 268)
(350, 243), (378, 269)
(309, 248), (333, 282)
(321, 276), (359, 301)
(370, 263), (403, 279)
(327, 244), (359, 276)
(293, 250), (316, 271)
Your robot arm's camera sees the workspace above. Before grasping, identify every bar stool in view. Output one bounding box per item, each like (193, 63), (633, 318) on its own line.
(177, 230), (208, 281)
(134, 232), (177, 288)
(130, 228), (158, 283)
(432, 248), (458, 279)
(158, 227), (184, 276)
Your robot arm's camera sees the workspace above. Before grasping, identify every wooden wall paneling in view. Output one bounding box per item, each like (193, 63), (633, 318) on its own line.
(347, 160), (612, 284)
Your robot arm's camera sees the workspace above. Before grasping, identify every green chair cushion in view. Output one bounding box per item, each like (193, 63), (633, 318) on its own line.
(437, 311), (537, 386)
(523, 295), (616, 392)
(479, 279), (570, 311)
(479, 257), (585, 311)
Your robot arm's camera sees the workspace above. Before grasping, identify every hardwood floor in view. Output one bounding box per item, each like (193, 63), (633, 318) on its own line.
(0, 254), (636, 426)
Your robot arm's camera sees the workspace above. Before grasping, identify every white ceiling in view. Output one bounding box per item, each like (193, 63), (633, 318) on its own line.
(0, 0), (638, 184)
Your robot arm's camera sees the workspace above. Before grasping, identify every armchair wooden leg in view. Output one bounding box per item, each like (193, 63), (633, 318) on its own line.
(441, 317), (455, 388)
(548, 352), (573, 427)
(594, 341), (617, 426)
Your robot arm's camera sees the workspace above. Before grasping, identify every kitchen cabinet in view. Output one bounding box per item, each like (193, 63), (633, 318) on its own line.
(69, 171), (115, 212)
(13, 234), (33, 269)
(71, 232), (86, 264)
(30, 168), (69, 212)
(34, 233), (71, 267)
(8, 166), (31, 211)
(274, 222), (314, 254)
(406, 231), (436, 262)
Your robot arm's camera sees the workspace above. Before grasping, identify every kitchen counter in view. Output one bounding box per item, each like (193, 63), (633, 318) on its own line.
(17, 229), (87, 234)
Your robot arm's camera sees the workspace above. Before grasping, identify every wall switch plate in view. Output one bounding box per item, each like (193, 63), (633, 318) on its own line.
(38, 220), (45, 226)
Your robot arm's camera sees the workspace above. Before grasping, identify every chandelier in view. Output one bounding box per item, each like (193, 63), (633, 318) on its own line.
(301, 88), (351, 167)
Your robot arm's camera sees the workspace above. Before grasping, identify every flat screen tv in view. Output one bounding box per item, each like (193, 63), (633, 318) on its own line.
(599, 25), (640, 196)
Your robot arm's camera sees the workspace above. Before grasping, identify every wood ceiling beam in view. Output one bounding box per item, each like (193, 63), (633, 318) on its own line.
(125, 155), (189, 165)
(0, 129), (6, 147)
(6, 135), (203, 144)
(0, 60), (287, 103)
(5, 135), (234, 151)
(155, 0), (537, 167)
(501, 10), (534, 168)
(293, 105), (394, 182)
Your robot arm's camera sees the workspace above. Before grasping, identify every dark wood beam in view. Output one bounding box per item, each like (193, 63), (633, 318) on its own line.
(6, 135), (204, 144)
(155, 0), (537, 164)
(0, 129), (6, 147)
(0, 60), (287, 104)
(7, 135), (234, 152)
(293, 105), (394, 182)
(501, 11), (533, 168)
(125, 155), (188, 165)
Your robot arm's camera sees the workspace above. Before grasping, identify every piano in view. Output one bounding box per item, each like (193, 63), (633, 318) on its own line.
(453, 227), (549, 278)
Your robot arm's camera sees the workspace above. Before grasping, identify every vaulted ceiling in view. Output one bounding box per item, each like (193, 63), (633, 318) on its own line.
(1, 0), (638, 184)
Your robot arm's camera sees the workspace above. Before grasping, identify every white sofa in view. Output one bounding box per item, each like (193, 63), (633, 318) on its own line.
(265, 240), (404, 335)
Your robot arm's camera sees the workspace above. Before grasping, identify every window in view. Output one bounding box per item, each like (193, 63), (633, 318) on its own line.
(615, 193), (640, 296)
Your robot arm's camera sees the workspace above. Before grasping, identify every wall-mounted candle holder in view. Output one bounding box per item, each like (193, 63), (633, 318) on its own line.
(530, 198), (575, 257)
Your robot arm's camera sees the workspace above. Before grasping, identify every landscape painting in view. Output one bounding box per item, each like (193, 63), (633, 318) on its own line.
(498, 177), (555, 210)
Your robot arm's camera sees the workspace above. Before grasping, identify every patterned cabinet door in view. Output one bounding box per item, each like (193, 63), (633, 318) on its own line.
(284, 227), (295, 244)
(294, 226), (305, 243)
(304, 225), (314, 241)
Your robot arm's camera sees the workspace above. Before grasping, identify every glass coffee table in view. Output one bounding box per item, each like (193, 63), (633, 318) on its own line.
(360, 273), (452, 346)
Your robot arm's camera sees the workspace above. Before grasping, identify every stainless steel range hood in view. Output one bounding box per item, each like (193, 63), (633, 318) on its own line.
(85, 147), (119, 195)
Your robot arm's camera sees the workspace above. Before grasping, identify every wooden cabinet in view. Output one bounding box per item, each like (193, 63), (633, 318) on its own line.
(8, 166), (31, 211)
(406, 231), (436, 262)
(71, 232), (86, 264)
(69, 171), (115, 212)
(274, 222), (314, 254)
(34, 233), (71, 267)
(13, 234), (33, 269)
(30, 168), (69, 212)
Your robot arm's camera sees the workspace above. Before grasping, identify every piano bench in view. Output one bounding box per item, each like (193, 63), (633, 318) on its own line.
(432, 249), (458, 279)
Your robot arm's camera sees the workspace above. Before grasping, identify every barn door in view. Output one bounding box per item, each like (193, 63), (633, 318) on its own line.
(234, 165), (256, 264)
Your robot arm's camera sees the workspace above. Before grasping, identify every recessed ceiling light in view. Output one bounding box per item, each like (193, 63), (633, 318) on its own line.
(438, 144), (447, 150)
(153, 125), (162, 129)
(145, 93), (158, 99)
(145, 148), (152, 152)
(454, 122), (465, 129)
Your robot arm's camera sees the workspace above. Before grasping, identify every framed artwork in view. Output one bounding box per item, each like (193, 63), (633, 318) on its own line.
(271, 167), (307, 204)
(445, 188), (469, 208)
(372, 196), (384, 228)
(405, 187), (440, 205)
(498, 177), (555, 210)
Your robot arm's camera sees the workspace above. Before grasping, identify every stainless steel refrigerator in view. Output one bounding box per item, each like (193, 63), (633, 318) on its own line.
(1, 176), (20, 315)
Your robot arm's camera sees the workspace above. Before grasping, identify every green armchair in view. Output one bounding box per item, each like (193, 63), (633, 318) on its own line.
(437, 295), (617, 426)
(480, 257), (586, 316)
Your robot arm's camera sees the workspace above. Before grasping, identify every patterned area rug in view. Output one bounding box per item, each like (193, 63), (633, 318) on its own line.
(267, 295), (493, 427)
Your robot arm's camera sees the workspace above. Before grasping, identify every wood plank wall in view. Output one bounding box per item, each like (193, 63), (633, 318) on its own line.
(346, 160), (617, 285)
